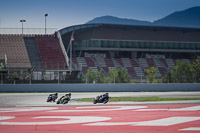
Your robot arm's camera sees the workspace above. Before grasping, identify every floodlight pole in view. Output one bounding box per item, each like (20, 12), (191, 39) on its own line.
(70, 38), (72, 74)
(1, 74), (2, 84)
(113, 69), (115, 84)
(20, 19), (26, 35)
(45, 14), (48, 34)
(69, 31), (74, 74)
(29, 74), (32, 84)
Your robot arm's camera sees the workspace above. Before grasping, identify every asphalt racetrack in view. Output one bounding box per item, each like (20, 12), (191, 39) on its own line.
(0, 92), (200, 106)
(0, 92), (200, 133)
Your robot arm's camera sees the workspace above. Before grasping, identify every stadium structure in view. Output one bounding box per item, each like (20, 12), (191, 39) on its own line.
(0, 23), (200, 83)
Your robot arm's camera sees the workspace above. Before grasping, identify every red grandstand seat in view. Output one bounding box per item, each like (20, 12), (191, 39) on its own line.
(85, 57), (95, 67)
(130, 58), (139, 67)
(146, 58), (156, 67)
(35, 35), (67, 69)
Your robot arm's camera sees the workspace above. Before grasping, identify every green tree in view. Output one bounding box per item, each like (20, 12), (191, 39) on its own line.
(20, 71), (30, 80)
(116, 68), (130, 83)
(0, 63), (5, 71)
(83, 67), (130, 83)
(191, 56), (200, 82)
(106, 68), (130, 83)
(105, 68), (116, 83)
(144, 67), (157, 83)
(83, 68), (106, 83)
(8, 71), (19, 84)
(162, 72), (171, 83)
(97, 69), (106, 83)
(164, 60), (192, 83)
(9, 72), (18, 80)
(85, 69), (94, 83)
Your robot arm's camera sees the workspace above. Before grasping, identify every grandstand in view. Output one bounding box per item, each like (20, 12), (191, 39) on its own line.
(59, 24), (200, 80)
(0, 23), (200, 83)
(0, 33), (69, 82)
(0, 34), (31, 69)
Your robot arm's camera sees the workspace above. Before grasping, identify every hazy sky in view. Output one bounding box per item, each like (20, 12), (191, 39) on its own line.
(0, 0), (200, 30)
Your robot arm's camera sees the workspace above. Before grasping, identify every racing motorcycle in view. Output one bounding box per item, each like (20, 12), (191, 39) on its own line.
(56, 95), (71, 104)
(93, 94), (109, 104)
(47, 93), (58, 102)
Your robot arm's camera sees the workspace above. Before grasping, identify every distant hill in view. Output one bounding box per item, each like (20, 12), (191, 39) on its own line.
(87, 15), (151, 26)
(86, 6), (200, 28)
(153, 6), (200, 28)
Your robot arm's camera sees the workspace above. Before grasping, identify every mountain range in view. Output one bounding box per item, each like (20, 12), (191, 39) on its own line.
(86, 6), (200, 28)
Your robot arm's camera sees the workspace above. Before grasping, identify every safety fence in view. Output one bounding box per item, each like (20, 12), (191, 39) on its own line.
(0, 28), (57, 34)
(0, 83), (200, 92)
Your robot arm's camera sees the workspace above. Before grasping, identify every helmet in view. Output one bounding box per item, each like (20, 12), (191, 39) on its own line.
(55, 93), (58, 95)
(69, 93), (71, 96)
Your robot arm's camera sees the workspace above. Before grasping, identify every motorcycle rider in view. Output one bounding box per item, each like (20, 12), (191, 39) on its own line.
(103, 93), (109, 99)
(98, 93), (109, 100)
(66, 93), (71, 100)
(61, 93), (71, 102)
(68, 93), (72, 99)
(93, 93), (109, 104)
(49, 93), (58, 102)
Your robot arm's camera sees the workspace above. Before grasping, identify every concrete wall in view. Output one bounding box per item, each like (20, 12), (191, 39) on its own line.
(0, 83), (200, 92)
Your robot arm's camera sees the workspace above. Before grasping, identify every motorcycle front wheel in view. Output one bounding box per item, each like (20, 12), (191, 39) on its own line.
(47, 97), (51, 102)
(103, 99), (108, 104)
(93, 100), (97, 104)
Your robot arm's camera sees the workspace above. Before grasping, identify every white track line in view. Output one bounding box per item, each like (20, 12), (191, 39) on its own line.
(135, 105), (200, 111)
(0, 116), (111, 125)
(180, 127), (200, 131)
(85, 117), (200, 126)
(50, 106), (147, 112)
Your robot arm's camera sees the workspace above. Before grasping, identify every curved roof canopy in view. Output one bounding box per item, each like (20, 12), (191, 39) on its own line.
(59, 23), (200, 36)
(59, 24), (101, 35)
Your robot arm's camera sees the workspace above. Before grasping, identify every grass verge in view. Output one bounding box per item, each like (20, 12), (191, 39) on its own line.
(76, 97), (200, 102)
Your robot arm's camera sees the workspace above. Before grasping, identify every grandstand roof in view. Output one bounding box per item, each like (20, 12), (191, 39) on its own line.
(59, 23), (200, 42)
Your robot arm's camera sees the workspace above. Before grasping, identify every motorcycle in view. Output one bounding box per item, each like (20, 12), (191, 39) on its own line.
(56, 95), (71, 104)
(47, 94), (57, 102)
(93, 95), (109, 104)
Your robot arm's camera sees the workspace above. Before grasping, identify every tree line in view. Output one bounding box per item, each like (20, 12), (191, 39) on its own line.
(83, 67), (130, 83)
(83, 57), (200, 83)
(162, 57), (200, 83)
(2, 57), (200, 83)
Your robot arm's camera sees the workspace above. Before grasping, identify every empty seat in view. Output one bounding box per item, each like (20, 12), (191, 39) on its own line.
(35, 35), (67, 69)
(0, 34), (31, 68)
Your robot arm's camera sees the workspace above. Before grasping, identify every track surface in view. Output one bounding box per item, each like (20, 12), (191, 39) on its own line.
(1, 92), (200, 106)
(0, 92), (200, 133)
(0, 104), (200, 133)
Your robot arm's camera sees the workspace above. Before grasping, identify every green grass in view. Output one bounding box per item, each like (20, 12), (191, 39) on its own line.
(76, 97), (200, 102)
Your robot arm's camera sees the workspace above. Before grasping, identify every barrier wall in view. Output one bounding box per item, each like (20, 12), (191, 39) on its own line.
(0, 83), (200, 92)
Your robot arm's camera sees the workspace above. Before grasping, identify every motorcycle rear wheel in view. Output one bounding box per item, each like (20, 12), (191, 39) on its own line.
(63, 99), (68, 104)
(103, 99), (108, 104)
